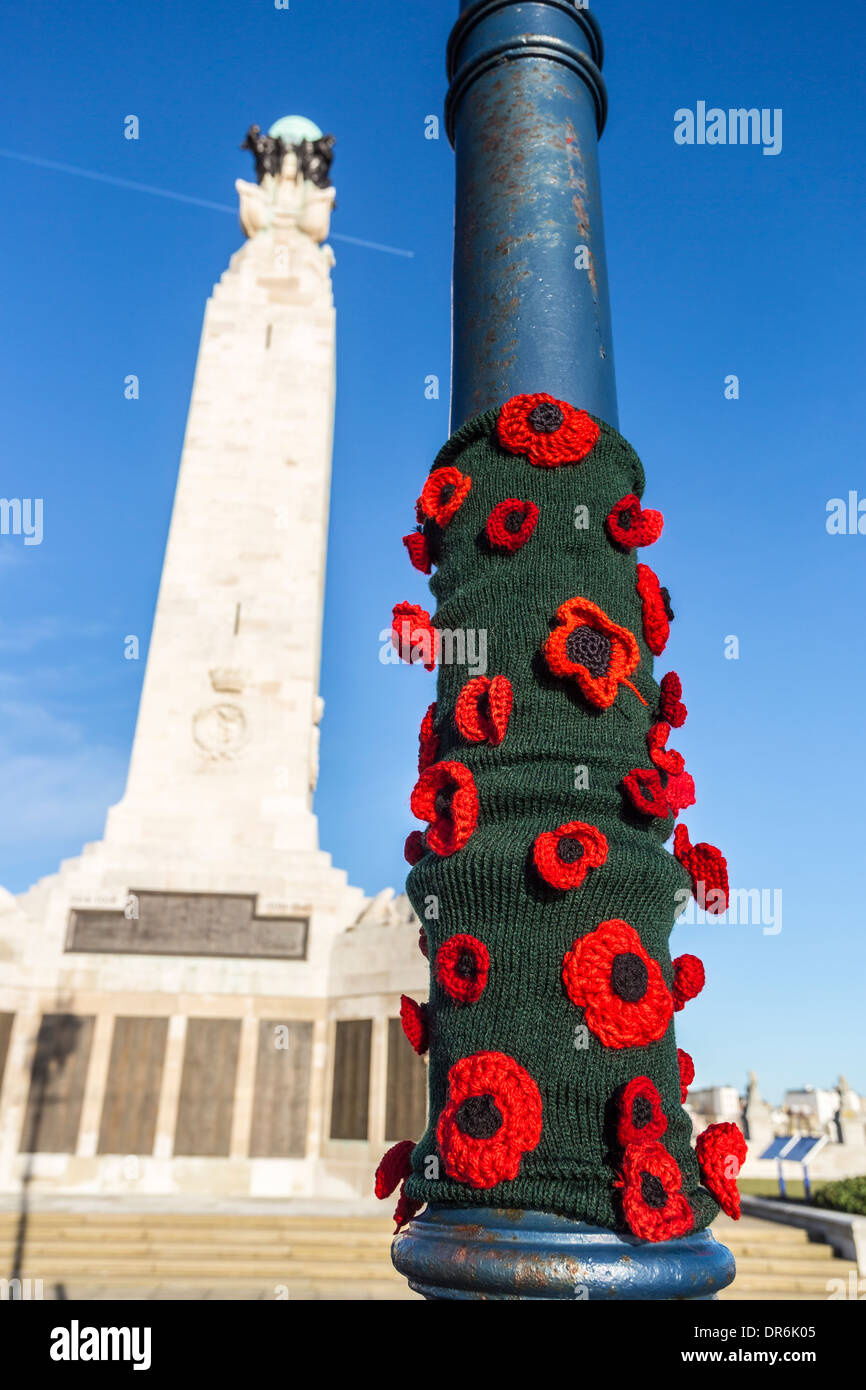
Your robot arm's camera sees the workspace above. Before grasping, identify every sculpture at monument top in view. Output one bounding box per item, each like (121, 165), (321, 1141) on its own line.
(240, 124), (286, 182)
(241, 117), (336, 188)
(235, 115), (336, 245)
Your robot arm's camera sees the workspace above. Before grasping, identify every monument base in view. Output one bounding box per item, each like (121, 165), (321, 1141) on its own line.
(392, 1204), (736, 1300)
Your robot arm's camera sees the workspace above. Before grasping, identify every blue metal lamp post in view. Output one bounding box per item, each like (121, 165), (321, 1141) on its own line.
(391, 0), (736, 1299)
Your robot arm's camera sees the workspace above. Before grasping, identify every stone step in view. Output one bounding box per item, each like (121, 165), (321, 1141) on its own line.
(0, 1213), (391, 1231)
(0, 1228), (392, 1251)
(720, 1290), (827, 1302)
(33, 1282), (420, 1301)
(0, 1256), (400, 1280)
(724, 1270), (855, 1294)
(714, 1220), (813, 1244)
(0, 1240), (393, 1263)
(720, 1240), (834, 1261)
(731, 1255), (858, 1277)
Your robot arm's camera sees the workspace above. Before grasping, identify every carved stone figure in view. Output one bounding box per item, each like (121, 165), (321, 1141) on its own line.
(297, 135), (336, 189)
(240, 124), (286, 183)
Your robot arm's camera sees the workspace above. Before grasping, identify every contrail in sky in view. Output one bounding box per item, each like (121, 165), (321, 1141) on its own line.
(0, 148), (415, 258)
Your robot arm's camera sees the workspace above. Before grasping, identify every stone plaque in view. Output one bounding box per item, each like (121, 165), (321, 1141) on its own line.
(97, 1017), (169, 1155)
(66, 892), (308, 960)
(385, 1017), (428, 1142)
(20, 1014), (95, 1154)
(329, 1019), (372, 1141)
(173, 1018), (241, 1157)
(249, 1020), (313, 1158)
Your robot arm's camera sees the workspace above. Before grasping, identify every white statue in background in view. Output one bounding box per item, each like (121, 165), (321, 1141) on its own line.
(236, 116), (336, 245)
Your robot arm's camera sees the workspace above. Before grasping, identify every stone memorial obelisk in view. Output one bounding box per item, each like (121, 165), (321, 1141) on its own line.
(0, 119), (429, 1204)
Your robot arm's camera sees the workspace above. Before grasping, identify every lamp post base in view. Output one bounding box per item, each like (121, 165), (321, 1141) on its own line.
(392, 1204), (736, 1301)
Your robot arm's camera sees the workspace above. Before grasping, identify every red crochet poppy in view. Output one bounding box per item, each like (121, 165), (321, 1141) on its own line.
(616, 1140), (695, 1242)
(437, 1051), (543, 1188)
(400, 995), (429, 1055)
(486, 498), (540, 552)
(454, 675), (513, 746)
(404, 830), (426, 865)
(647, 722), (685, 776)
(435, 934), (489, 1004)
(410, 760), (479, 856)
(533, 820), (609, 891)
(622, 767), (670, 819)
(392, 1182), (423, 1232)
(659, 671), (687, 728)
(696, 1122), (747, 1219)
(665, 770), (696, 817)
(562, 919), (673, 1049)
(617, 1076), (668, 1146)
(418, 926), (428, 958)
(402, 529), (432, 574)
(606, 494), (664, 550)
(391, 601), (439, 671)
(674, 824), (729, 913)
(418, 702), (439, 772)
(374, 1138), (414, 1199)
(636, 564), (672, 656)
(419, 466), (471, 526)
(672, 954), (705, 1012)
(497, 392), (600, 468)
(543, 596), (648, 709)
(677, 1048), (695, 1103)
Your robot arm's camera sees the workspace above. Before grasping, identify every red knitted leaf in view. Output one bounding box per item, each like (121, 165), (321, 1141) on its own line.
(374, 1139), (415, 1199)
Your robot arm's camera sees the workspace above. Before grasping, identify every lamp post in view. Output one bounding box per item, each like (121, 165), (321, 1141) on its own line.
(390, 0), (736, 1300)
(448, 0), (617, 431)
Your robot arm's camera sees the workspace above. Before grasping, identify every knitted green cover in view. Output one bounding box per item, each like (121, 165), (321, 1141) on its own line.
(381, 394), (740, 1242)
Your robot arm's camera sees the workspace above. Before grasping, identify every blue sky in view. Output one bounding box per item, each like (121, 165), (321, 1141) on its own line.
(0, 0), (863, 1102)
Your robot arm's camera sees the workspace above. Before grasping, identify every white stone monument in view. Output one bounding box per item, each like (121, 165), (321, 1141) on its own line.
(0, 117), (426, 1205)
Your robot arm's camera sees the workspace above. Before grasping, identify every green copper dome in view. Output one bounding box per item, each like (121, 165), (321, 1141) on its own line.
(268, 115), (323, 146)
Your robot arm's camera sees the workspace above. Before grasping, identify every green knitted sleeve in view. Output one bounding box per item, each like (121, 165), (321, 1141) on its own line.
(378, 394), (743, 1242)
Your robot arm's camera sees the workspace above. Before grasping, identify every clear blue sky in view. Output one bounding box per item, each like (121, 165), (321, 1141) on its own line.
(0, 0), (863, 1102)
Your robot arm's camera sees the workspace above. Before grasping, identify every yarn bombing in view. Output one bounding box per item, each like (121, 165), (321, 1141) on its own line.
(376, 394), (742, 1239)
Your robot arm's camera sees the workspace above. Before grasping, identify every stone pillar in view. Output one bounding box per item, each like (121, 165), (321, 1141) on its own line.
(102, 123), (339, 878)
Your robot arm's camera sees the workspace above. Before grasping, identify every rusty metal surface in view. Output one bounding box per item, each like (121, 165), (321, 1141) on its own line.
(447, 1), (618, 428)
(393, 1204), (736, 1301)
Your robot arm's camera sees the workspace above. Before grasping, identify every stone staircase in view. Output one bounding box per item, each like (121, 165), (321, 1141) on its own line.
(0, 1211), (418, 1301)
(716, 1213), (858, 1300)
(0, 1209), (855, 1300)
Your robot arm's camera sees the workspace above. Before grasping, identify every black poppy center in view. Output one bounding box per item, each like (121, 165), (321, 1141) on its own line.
(661, 587), (675, 622)
(640, 781), (655, 803)
(505, 507), (526, 534)
(617, 506), (636, 532)
(565, 625), (611, 677)
(611, 951), (649, 1003)
(640, 1173), (668, 1209)
(528, 401), (564, 434)
(632, 1095), (654, 1130)
(557, 836), (585, 865)
(455, 948), (479, 981)
(434, 787), (454, 820)
(455, 1094), (503, 1140)
(438, 482), (456, 505)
